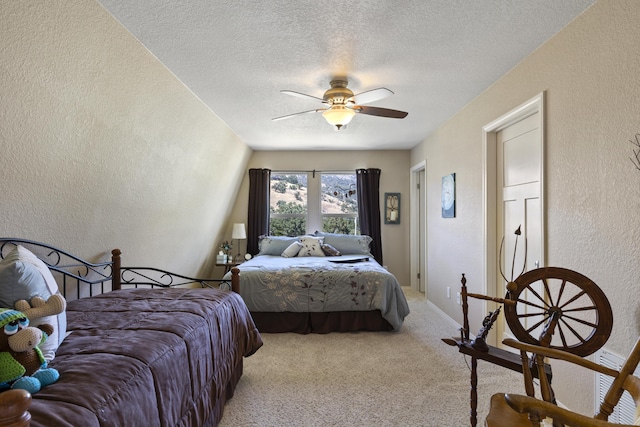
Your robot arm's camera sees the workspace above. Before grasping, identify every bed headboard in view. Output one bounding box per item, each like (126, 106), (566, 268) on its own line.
(0, 238), (235, 300)
(0, 238), (118, 300)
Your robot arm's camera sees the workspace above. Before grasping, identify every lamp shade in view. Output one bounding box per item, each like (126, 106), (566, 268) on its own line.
(232, 223), (247, 239)
(322, 106), (355, 129)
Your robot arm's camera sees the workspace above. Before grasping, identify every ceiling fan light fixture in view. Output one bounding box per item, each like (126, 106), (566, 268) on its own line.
(276, 79), (407, 127)
(322, 106), (355, 130)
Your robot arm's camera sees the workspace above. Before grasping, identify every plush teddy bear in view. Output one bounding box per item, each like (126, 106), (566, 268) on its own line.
(0, 307), (60, 394)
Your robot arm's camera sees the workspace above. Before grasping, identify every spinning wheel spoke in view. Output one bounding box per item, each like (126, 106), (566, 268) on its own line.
(515, 298), (547, 312)
(524, 317), (550, 335)
(516, 311), (547, 319)
(558, 289), (588, 309)
(558, 317), (587, 344)
(561, 314), (598, 329)
(542, 278), (557, 307)
(558, 325), (569, 349)
(557, 279), (567, 305)
(524, 286), (547, 307)
(562, 305), (598, 313)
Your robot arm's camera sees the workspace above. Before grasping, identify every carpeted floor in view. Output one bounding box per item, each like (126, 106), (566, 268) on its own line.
(219, 287), (528, 426)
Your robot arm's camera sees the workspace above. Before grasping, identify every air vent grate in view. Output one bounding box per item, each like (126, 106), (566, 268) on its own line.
(594, 348), (638, 424)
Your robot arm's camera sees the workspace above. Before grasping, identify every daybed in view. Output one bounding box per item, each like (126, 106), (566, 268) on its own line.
(224, 232), (410, 333)
(0, 238), (263, 427)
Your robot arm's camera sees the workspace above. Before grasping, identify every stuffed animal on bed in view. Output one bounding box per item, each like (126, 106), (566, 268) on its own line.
(14, 294), (66, 326)
(0, 307), (60, 394)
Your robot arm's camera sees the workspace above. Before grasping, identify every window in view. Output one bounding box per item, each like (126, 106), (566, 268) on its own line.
(269, 172), (359, 236)
(269, 173), (307, 236)
(320, 173), (359, 235)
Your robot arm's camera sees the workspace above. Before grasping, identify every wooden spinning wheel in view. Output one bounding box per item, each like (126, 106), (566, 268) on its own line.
(503, 266), (613, 358)
(443, 227), (615, 426)
(443, 266), (614, 427)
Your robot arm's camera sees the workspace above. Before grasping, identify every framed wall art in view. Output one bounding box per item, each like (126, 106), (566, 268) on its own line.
(441, 173), (456, 218)
(384, 193), (400, 224)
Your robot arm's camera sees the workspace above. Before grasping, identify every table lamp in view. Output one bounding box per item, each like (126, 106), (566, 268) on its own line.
(231, 223), (246, 262)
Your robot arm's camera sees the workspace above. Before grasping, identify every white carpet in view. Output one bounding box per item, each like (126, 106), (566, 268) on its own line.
(219, 287), (527, 426)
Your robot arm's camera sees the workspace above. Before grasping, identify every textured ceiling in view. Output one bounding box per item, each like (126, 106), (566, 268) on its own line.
(96, 0), (595, 151)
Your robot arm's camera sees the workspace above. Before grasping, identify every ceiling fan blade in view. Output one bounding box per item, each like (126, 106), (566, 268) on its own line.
(281, 90), (326, 103)
(354, 105), (408, 119)
(348, 88), (394, 105)
(272, 109), (325, 121)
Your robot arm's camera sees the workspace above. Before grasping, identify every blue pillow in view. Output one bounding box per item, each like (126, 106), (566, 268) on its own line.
(258, 236), (301, 256)
(314, 232), (373, 255)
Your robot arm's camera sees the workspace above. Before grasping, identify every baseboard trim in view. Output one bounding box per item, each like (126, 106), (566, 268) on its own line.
(426, 299), (463, 331)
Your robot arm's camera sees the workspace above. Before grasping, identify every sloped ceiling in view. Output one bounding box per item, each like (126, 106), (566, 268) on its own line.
(97, 0), (595, 151)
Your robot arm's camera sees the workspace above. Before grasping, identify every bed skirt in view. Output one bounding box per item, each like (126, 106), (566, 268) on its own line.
(211, 358), (243, 426)
(250, 310), (393, 334)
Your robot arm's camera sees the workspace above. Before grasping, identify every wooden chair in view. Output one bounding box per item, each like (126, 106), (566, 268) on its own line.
(485, 337), (640, 427)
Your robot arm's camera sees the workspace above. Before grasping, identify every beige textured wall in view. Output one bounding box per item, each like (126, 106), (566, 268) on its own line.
(225, 150), (411, 285)
(411, 0), (640, 414)
(1, 1), (251, 274)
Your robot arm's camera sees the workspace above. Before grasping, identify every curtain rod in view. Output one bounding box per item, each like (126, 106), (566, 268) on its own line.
(273, 169), (354, 178)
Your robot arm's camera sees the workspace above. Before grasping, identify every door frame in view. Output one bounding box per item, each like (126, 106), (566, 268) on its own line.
(482, 92), (545, 344)
(410, 160), (427, 292)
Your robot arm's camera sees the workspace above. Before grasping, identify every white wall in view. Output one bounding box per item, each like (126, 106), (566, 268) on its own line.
(411, 0), (640, 414)
(0, 1), (251, 275)
(224, 150), (412, 285)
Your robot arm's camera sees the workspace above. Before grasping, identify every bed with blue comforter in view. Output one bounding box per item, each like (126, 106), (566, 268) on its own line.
(224, 233), (410, 333)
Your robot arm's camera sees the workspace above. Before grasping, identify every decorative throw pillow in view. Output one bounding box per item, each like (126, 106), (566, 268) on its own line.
(258, 235), (301, 256)
(281, 241), (302, 258)
(314, 232), (373, 255)
(297, 237), (325, 257)
(321, 243), (341, 257)
(0, 246), (66, 362)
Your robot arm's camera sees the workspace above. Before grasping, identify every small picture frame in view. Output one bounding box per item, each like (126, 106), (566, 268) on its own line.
(385, 193), (400, 224)
(442, 173), (456, 218)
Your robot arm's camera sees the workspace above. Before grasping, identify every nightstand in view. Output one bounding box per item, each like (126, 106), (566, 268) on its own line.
(216, 261), (240, 274)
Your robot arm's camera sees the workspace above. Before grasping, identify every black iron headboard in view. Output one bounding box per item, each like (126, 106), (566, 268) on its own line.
(0, 238), (230, 300)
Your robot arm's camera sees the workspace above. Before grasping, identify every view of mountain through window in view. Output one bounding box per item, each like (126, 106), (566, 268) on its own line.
(269, 172), (359, 236)
(320, 174), (359, 235)
(269, 173), (307, 236)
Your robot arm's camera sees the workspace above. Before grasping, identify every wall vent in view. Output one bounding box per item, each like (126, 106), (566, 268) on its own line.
(594, 348), (638, 424)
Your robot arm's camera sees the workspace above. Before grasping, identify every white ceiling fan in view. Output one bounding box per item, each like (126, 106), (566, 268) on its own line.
(273, 79), (408, 130)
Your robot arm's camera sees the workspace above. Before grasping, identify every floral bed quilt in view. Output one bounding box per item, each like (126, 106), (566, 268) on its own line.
(225, 255), (410, 331)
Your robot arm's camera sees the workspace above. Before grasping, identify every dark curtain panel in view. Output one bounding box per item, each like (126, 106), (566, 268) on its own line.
(356, 168), (383, 264)
(247, 168), (271, 255)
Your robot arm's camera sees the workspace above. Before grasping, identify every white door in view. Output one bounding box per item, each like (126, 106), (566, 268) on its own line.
(410, 161), (427, 294)
(495, 111), (544, 345)
(418, 168), (426, 292)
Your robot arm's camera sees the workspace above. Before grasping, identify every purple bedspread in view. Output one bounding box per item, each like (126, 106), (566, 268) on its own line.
(27, 288), (263, 427)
